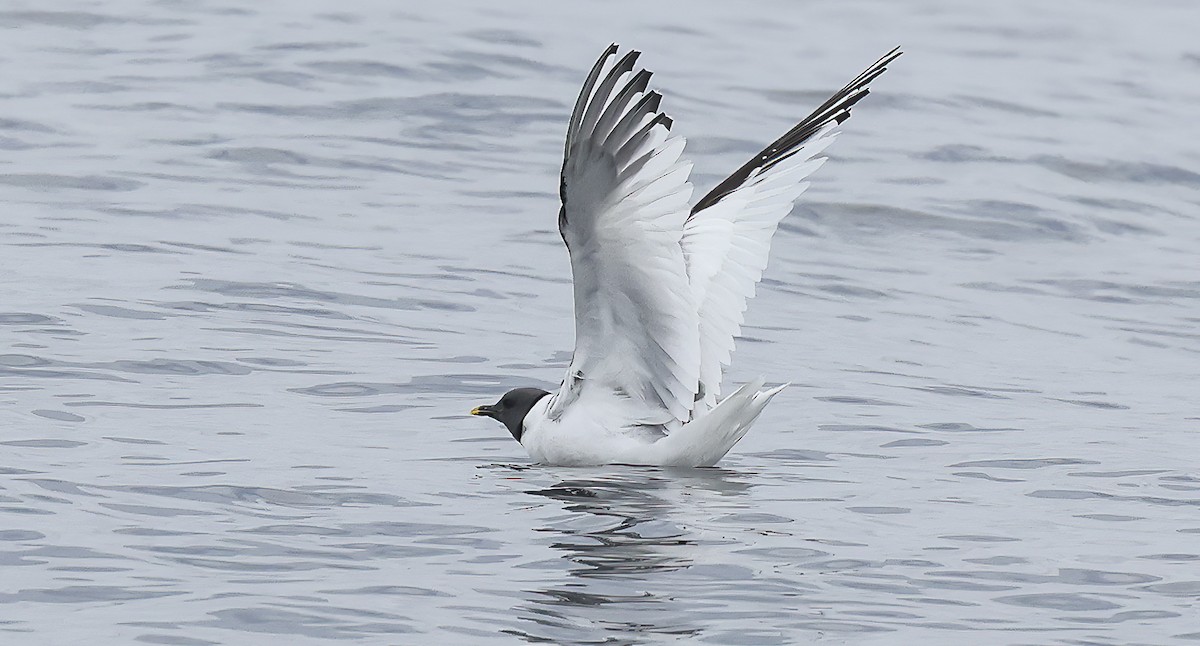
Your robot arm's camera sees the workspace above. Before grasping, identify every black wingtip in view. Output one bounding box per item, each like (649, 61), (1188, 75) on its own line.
(565, 44), (624, 157)
(690, 46), (902, 215)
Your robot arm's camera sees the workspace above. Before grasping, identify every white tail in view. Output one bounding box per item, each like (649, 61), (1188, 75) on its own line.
(651, 378), (789, 466)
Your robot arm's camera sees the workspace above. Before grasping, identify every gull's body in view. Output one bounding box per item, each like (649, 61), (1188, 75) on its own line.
(472, 44), (901, 466)
(518, 377), (784, 467)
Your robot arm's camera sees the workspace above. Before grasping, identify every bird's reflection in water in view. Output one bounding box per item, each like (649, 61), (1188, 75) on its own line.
(530, 466), (754, 576)
(507, 466), (756, 643)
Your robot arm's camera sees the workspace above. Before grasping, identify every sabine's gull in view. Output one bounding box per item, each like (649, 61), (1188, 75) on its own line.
(472, 44), (901, 466)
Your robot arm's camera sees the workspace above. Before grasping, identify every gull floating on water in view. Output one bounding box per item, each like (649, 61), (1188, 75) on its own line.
(472, 44), (901, 466)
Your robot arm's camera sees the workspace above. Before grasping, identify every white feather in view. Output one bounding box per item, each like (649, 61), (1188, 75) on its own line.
(684, 123), (840, 411)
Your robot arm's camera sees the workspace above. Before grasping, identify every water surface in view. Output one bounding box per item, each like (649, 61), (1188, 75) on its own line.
(2, 1), (1198, 644)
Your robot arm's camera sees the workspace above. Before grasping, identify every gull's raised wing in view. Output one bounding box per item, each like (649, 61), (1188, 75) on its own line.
(548, 45), (700, 429)
(683, 47), (902, 410)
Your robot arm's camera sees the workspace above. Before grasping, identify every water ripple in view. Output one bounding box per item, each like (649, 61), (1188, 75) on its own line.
(2, 2), (1198, 644)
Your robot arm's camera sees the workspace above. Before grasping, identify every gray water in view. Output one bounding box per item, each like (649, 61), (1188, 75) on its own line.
(2, 1), (1198, 644)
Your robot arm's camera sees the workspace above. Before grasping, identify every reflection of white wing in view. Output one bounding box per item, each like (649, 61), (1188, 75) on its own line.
(548, 45), (699, 429)
(684, 47), (903, 411)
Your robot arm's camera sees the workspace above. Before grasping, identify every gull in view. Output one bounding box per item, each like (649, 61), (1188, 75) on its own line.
(472, 44), (901, 466)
